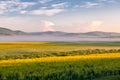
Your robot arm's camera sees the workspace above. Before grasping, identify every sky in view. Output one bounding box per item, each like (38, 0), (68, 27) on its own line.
(0, 0), (120, 33)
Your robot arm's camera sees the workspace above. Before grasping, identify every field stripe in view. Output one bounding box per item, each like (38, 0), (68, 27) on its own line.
(0, 53), (120, 65)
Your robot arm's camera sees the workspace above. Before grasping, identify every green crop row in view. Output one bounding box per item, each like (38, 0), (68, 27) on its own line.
(0, 58), (120, 80)
(0, 49), (120, 60)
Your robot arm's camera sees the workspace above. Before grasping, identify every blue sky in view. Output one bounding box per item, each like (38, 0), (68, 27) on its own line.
(0, 0), (120, 32)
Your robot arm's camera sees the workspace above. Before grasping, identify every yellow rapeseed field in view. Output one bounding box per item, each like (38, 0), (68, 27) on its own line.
(0, 42), (119, 51)
(0, 53), (120, 65)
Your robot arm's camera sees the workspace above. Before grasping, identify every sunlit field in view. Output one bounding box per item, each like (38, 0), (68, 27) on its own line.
(0, 53), (120, 65)
(0, 42), (120, 80)
(0, 42), (119, 55)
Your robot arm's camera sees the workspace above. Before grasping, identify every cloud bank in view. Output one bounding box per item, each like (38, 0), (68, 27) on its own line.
(0, 0), (66, 16)
(0, 0), (118, 16)
(40, 20), (55, 31)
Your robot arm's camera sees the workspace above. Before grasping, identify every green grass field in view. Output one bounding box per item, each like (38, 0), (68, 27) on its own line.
(0, 42), (120, 80)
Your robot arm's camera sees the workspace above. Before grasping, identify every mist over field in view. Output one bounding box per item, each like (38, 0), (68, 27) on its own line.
(0, 35), (120, 42)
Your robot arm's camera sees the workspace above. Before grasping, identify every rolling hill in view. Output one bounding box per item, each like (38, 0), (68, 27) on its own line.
(30, 31), (120, 38)
(0, 27), (27, 35)
(0, 27), (120, 38)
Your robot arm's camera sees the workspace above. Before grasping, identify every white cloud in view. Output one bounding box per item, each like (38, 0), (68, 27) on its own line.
(89, 20), (103, 31)
(61, 20), (103, 32)
(51, 2), (68, 8)
(0, 0), (36, 14)
(40, 20), (55, 31)
(39, 0), (53, 4)
(20, 10), (27, 14)
(28, 8), (65, 16)
(80, 2), (101, 8)
(73, 0), (118, 9)
(90, 21), (103, 27)
(99, 0), (117, 3)
(0, 0), (119, 15)
(0, 0), (65, 16)
(0, 3), (6, 9)
(0, 17), (55, 32)
(19, 2), (36, 8)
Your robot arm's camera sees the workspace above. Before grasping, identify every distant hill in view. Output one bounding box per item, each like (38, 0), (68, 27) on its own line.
(0, 27), (27, 35)
(0, 27), (120, 38)
(29, 31), (67, 36)
(30, 31), (120, 38)
(84, 31), (120, 37)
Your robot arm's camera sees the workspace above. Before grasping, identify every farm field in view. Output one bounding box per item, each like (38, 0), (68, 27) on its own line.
(0, 42), (120, 80)
(0, 41), (120, 57)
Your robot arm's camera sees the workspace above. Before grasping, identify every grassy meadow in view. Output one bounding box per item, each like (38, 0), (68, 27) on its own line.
(0, 42), (120, 80)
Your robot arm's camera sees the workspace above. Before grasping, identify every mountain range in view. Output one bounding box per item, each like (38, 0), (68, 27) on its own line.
(0, 27), (120, 38)
(0, 27), (26, 35)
